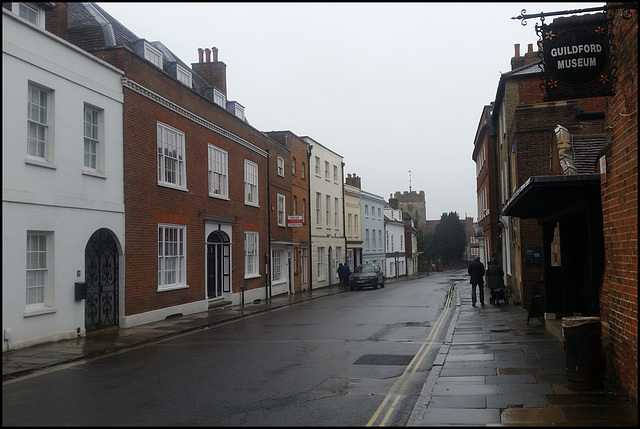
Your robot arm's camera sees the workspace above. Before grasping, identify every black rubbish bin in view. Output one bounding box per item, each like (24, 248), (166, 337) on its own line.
(562, 316), (603, 391)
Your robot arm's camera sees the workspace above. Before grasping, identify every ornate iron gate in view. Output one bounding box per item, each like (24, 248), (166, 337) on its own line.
(85, 229), (119, 331)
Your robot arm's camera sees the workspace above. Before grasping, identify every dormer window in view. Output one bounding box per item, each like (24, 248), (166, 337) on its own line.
(176, 64), (192, 87)
(14, 2), (45, 28)
(226, 101), (245, 121)
(213, 88), (226, 108)
(143, 42), (163, 69)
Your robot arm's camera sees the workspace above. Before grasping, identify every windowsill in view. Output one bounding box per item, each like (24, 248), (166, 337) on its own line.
(210, 194), (230, 201)
(82, 168), (107, 179)
(158, 182), (188, 192)
(24, 306), (57, 317)
(25, 157), (56, 169)
(157, 284), (189, 292)
(244, 202), (260, 208)
(244, 274), (260, 280)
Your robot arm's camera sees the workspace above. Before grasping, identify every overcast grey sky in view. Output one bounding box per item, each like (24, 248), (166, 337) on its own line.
(97, 2), (601, 220)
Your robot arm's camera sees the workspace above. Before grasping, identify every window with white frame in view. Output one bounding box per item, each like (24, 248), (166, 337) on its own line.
(244, 160), (259, 206)
(366, 229), (370, 250)
(324, 161), (329, 179)
(16, 3), (44, 27)
(348, 214), (352, 235)
(378, 230), (383, 250)
(27, 83), (51, 161)
(144, 41), (163, 69)
(292, 195), (297, 216)
(26, 232), (50, 306)
(365, 205), (369, 217)
(271, 249), (281, 282)
(301, 162), (305, 179)
(333, 165), (338, 182)
(157, 122), (186, 189)
(314, 156), (320, 175)
(354, 215), (358, 235)
(334, 197), (339, 227)
(176, 64), (192, 87)
(158, 224), (186, 290)
(208, 144), (228, 198)
(83, 104), (103, 172)
(317, 247), (324, 279)
(316, 193), (321, 224)
(325, 195), (330, 226)
(378, 208), (381, 219)
(245, 231), (259, 277)
(277, 193), (286, 226)
(277, 155), (285, 177)
(372, 229), (376, 249)
(213, 88), (226, 108)
(292, 157), (296, 175)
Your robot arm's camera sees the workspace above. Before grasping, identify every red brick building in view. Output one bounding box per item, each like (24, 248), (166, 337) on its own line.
(265, 131), (313, 293)
(599, 2), (638, 403)
(495, 5), (637, 402)
(66, 3), (274, 327)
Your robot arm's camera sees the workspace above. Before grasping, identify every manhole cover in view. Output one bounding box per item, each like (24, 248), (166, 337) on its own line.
(354, 354), (414, 366)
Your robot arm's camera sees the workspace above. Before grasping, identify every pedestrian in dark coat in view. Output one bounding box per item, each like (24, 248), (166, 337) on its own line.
(468, 256), (486, 307)
(343, 262), (351, 289)
(337, 263), (345, 288)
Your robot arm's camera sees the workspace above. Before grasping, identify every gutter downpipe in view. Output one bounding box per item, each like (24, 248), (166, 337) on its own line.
(266, 149), (272, 300)
(307, 143), (313, 292)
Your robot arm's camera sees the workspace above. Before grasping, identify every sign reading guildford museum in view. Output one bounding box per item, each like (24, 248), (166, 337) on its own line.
(540, 14), (614, 101)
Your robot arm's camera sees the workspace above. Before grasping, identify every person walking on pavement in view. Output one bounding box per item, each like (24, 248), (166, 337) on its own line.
(337, 263), (345, 289)
(343, 261), (351, 290)
(468, 256), (486, 307)
(487, 258), (505, 305)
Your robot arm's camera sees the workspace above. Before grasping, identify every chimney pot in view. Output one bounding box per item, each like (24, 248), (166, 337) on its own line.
(212, 47), (219, 62)
(514, 43), (520, 57)
(528, 43), (533, 53)
(205, 48), (211, 63)
(198, 48), (204, 63)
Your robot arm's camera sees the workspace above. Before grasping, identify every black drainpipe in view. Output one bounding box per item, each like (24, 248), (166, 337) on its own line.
(266, 149), (272, 300)
(307, 143), (313, 292)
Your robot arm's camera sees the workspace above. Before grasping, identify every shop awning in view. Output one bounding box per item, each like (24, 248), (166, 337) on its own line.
(502, 174), (601, 219)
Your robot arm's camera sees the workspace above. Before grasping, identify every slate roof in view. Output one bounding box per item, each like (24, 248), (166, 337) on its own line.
(66, 3), (224, 108)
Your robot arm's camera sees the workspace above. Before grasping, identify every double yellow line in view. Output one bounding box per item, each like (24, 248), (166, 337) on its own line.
(366, 284), (454, 427)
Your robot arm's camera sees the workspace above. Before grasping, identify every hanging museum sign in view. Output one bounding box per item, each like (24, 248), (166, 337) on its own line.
(539, 13), (615, 101)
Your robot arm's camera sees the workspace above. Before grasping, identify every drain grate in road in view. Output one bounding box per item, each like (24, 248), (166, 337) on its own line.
(354, 354), (414, 366)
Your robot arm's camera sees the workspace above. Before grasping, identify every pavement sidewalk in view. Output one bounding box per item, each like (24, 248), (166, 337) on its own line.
(407, 278), (637, 427)
(3, 272), (637, 426)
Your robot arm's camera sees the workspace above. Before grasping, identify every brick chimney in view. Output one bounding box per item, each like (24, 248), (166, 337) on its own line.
(192, 46), (227, 95)
(45, 2), (68, 40)
(523, 42), (540, 66)
(345, 173), (361, 189)
(510, 43), (525, 70)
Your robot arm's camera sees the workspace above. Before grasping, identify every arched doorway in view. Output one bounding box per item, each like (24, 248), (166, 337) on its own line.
(207, 230), (231, 299)
(85, 228), (119, 331)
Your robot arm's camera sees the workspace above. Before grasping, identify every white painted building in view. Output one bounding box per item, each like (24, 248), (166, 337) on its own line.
(2, 7), (124, 351)
(303, 136), (345, 289)
(384, 203), (407, 279)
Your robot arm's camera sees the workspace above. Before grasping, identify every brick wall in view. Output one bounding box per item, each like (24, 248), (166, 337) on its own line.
(95, 47), (272, 315)
(600, 5), (638, 402)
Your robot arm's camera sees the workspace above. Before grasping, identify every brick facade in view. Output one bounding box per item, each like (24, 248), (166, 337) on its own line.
(600, 4), (638, 402)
